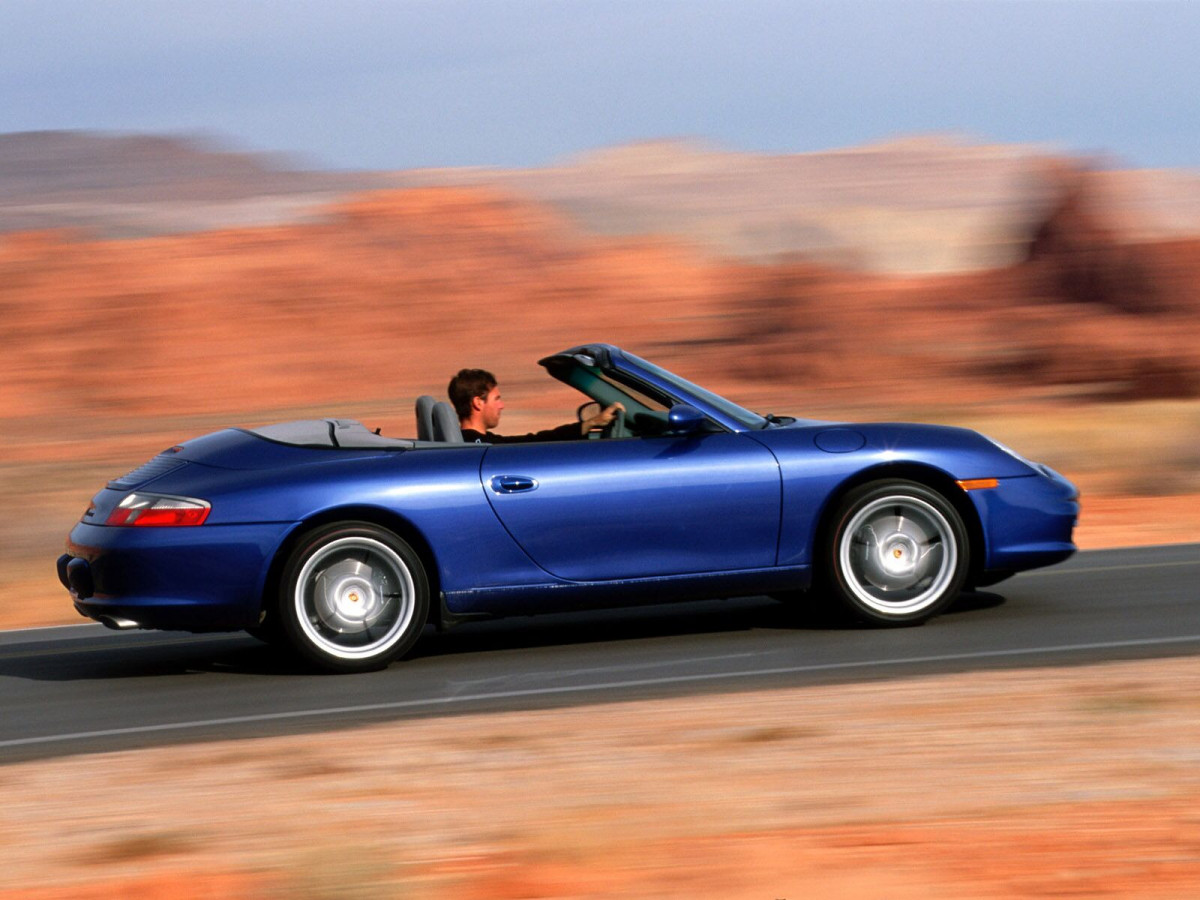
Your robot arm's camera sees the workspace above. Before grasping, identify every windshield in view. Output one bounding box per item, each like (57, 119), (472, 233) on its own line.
(619, 351), (767, 429)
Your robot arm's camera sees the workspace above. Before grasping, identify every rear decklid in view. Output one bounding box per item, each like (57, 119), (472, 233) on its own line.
(107, 453), (189, 490)
(247, 419), (421, 451)
(107, 420), (421, 488)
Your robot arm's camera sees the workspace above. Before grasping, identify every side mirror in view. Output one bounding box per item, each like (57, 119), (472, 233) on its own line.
(668, 403), (708, 435)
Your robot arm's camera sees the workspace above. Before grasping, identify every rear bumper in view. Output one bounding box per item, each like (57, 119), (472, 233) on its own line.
(60, 520), (293, 632)
(971, 467), (1079, 575)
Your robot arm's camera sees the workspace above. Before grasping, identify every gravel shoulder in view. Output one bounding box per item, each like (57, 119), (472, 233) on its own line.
(2, 655), (1200, 898)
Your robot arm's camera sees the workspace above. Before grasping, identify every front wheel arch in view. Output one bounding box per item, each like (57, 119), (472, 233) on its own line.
(811, 463), (986, 589)
(816, 475), (972, 625)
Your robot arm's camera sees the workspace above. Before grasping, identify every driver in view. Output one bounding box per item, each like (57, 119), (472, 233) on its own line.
(449, 368), (624, 444)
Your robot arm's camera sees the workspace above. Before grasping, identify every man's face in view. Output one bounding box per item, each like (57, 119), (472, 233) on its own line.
(476, 386), (504, 430)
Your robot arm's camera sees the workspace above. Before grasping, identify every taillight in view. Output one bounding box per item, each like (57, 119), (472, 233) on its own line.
(106, 492), (211, 527)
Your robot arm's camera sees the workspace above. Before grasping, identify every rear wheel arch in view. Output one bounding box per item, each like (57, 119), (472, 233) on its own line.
(275, 520), (430, 671)
(258, 506), (442, 630)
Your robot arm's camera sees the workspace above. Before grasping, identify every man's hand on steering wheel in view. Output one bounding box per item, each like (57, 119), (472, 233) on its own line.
(581, 401), (625, 436)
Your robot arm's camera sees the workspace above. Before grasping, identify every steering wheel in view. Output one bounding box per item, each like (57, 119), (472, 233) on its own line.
(576, 401), (628, 439)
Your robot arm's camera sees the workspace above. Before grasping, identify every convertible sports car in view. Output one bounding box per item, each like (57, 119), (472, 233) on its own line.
(58, 344), (1078, 672)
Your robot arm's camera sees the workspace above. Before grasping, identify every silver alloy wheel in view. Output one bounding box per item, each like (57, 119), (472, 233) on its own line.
(293, 536), (416, 661)
(837, 494), (958, 615)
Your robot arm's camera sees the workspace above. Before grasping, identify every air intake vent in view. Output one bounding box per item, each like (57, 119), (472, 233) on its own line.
(108, 455), (186, 490)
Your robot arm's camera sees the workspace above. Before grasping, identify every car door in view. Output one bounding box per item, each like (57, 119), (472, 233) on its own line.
(479, 432), (781, 581)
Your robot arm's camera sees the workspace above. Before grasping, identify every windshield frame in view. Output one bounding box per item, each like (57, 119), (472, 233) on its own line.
(611, 349), (767, 431)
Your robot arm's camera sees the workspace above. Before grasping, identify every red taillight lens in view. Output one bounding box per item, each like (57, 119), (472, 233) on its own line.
(106, 493), (211, 527)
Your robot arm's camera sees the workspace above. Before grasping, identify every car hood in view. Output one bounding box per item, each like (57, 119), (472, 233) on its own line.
(755, 419), (1041, 479)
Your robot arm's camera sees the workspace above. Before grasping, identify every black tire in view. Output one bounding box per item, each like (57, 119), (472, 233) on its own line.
(820, 479), (968, 626)
(277, 521), (430, 673)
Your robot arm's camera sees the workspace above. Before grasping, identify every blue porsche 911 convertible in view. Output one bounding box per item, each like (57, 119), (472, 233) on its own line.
(58, 344), (1078, 671)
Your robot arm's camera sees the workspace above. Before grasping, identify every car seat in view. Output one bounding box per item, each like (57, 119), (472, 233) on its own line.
(415, 395), (436, 442)
(432, 401), (463, 443)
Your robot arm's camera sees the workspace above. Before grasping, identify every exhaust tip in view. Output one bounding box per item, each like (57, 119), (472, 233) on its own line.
(97, 615), (141, 631)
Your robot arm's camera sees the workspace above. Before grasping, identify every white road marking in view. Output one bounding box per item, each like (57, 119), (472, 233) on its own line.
(3, 633), (1200, 751)
(447, 651), (765, 691)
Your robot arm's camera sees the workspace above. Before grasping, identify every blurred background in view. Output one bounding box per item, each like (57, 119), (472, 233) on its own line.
(2, 1), (1199, 626)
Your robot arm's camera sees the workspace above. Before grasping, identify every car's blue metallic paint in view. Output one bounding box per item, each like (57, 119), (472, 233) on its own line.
(965, 465), (1078, 572)
(67, 519), (292, 630)
(147, 439), (561, 595)
(71, 437), (556, 627)
(62, 343), (1079, 634)
(480, 433), (781, 581)
(747, 421), (1045, 570)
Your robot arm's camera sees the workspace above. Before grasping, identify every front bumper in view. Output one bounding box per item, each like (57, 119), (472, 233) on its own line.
(59, 520), (293, 632)
(971, 466), (1079, 575)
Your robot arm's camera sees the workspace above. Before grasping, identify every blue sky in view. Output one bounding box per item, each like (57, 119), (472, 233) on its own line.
(2, 0), (1196, 171)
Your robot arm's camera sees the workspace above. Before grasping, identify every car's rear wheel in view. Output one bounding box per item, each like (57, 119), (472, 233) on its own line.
(278, 522), (429, 672)
(822, 479), (968, 626)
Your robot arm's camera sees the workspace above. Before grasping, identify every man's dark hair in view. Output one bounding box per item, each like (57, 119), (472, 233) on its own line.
(448, 368), (496, 419)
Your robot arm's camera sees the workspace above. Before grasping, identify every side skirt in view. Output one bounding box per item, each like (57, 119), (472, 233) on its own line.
(442, 565), (812, 620)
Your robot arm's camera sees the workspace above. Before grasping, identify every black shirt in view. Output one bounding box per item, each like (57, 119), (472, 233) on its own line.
(460, 422), (584, 444)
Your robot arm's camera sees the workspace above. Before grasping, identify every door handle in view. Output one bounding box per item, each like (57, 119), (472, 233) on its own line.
(489, 475), (539, 494)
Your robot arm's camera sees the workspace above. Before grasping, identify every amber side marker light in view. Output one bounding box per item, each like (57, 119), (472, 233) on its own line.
(957, 478), (1000, 491)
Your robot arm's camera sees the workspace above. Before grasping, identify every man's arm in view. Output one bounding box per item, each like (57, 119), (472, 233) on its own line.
(461, 403), (625, 444)
(461, 422), (582, 444)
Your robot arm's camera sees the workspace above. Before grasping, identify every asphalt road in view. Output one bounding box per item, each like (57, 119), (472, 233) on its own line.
(2, 544), (1197, 763)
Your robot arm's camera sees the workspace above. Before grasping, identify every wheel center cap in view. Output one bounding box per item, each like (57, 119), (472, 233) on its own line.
(881, 534), (920, 578)
(329, 576), (378, 624)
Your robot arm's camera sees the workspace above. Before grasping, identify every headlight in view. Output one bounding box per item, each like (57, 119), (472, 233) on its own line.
(983, 434), (1037, 469)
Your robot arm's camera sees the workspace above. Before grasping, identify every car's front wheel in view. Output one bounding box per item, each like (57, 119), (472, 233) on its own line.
(822, 480), (968, 626)
(278, 522), (429, 672)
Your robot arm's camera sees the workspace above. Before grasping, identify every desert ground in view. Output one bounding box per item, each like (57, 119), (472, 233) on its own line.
(2, 655), (1200, 898)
